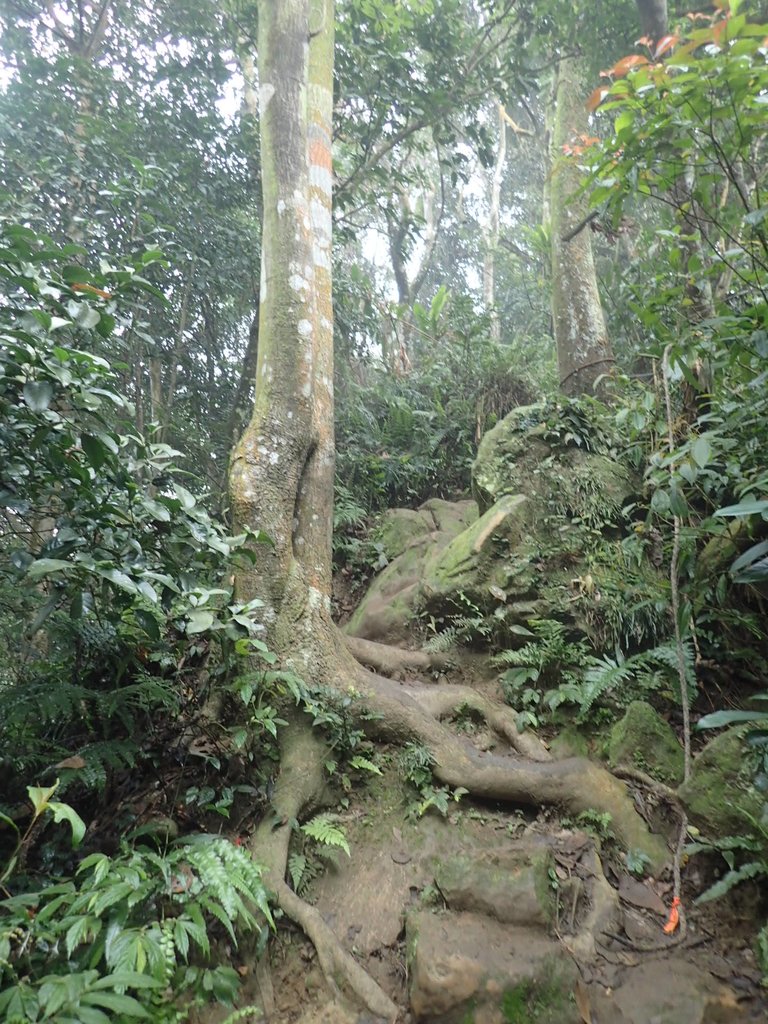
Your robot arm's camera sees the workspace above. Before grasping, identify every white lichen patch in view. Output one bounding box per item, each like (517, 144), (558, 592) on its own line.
(309, 164), (333, 197)
(277, 199), (286, 216)
(259, 83), (275, 116)
(289, 274), (308, 293)
(298, 319), (313, 337)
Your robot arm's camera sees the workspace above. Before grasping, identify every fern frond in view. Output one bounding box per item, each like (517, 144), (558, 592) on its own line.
(300, 814), (350, 856)
(578, 640), (691, 720)
(288, 853), (307, 892)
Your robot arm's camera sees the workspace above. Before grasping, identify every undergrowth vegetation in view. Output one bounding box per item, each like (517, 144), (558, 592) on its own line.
(0, 226), (376, 1021)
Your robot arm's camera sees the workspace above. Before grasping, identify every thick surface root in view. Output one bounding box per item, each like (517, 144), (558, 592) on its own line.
(344, 634), (451, 675)
(247, 620), (669, 1020)
(404, 682), (552, 762)
(274, 878), (397, 1021)
(248, 714), (398, 1022)
(352, 668), (668, 873)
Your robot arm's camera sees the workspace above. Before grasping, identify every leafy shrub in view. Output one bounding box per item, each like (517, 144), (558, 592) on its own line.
(0, 832), (273, 1023)
(335, 289), (534, 514)
(0, 223), (269, 801)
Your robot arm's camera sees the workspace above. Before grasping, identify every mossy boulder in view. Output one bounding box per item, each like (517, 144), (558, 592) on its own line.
(406, 908), (578, 1022)
(550, 726), (590, 760)
(345, 499), (477, 644)
(433, 846), (557, 929)
(375, 499), (476, 562)
(678, 728), (766, 838)
(376, 508), (432, 561)
(421, 494), (543, 618)
(607, 701), (684, 786)
(472, 403), (636, 524)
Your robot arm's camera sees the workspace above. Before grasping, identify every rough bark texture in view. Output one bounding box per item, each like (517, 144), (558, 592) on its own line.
(230, 0), (337, 672)
(483, 104), (507, 344)
(550, 57), (615, 397)
(635, 0), (668, 44)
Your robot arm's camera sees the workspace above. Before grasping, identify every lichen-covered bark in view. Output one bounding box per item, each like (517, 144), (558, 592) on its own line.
(550, 56), (615, 397)
(483, 104), (507, 344)
(635, 0), (668, 44)
(229, 0), (336, 667)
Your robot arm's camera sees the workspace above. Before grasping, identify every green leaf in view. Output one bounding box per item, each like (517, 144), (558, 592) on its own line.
(697, 710), (768, 729)
(301, 814), (350, 856)
(691, 436), (711, 468)
(81, 991), (150, 1017)
(349, 755), (382, 775)
(77, 305), (101, 329)
(27, 557), (72, 577)
(96, 567), (138, 594)
(134, 608), (161, 639)
(81, 434), (108, 469)
(27, 780), (60, 815)
(715, 500), (768, 517)
(23, 379), (53, 411)
(48, 800), (87, 847)
(186, 609), (215, 634)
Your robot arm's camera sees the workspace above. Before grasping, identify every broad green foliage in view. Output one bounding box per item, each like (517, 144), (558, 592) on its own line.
(0, 224), (270, 794)
(0, 833), (273, 1023)
(0, 0), (260, 473)
(335, 291), (534, 518)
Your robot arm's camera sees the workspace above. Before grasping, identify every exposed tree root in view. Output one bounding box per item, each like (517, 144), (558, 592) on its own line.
(344, 634), (451, 675)
(248, 714), (398, 1022)
(349, 666), (668, 872)
(273, 878), (397, 1021)
(401, 681), (552, 762)
(561, 847), (620, 962)
(244, 626), (668, 1020)
(611, 764), (683, 810)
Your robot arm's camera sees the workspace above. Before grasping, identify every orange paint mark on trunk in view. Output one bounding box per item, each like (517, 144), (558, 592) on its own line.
(309, 139), (331, 171)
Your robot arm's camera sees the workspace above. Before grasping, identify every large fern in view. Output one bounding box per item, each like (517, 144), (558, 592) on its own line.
(0, 836), (274, 1022)
(577, 640), (693, 720)
(300, 814), (351, 856)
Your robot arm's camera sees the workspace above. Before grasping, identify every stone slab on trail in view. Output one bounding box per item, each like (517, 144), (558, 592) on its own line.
(406, 908), (579, 1023)
(587, 957), (746, 1023)
(434, 843), (557, 928)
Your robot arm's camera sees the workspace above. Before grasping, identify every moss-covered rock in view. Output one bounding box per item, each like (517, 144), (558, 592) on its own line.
(376, 508), (433, 561)
(434, 846), (557, 929)
(421, 494), (544, 619)
(607, 701), (684, 786)
(550, 726), (590, 761)
(375, 500), (477, 562)
(406, 908), (578, 1023)
(472, 403), (636, 524)
(345, 499), (477, 644)
(678, 728), (765, 838)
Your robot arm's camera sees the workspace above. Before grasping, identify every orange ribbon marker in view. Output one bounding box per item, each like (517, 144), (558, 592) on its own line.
(663, 895), (681, 934)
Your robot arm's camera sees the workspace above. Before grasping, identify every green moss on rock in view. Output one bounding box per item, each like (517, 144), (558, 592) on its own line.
(608, 701), (684, 786)
(550, 726), (590, 760)
(678, 728), (765, 838)
(472, 404), (635, 528)
(422, 494), (537, 613)
(376, 508), (432, 560)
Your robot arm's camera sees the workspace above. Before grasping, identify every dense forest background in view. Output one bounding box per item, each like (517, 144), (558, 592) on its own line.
(1, 1), (767, 1021)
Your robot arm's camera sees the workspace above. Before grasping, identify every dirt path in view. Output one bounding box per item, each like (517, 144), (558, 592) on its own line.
(196, 649), (767, 1023)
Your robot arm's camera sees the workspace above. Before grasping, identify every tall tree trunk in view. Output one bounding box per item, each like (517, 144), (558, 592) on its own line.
(483, 104), (507, 344)
(230, 0), (336, 667)
(635, 0), (668, 44)
(550, 56), (615, 396)
(227, 12), (666, 1014)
